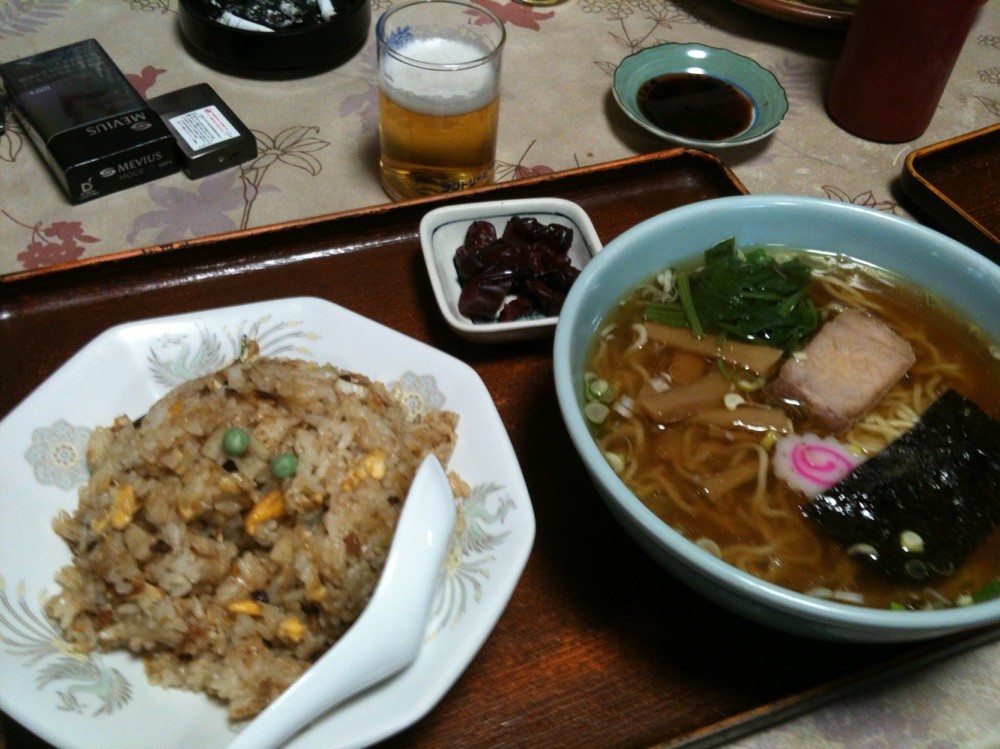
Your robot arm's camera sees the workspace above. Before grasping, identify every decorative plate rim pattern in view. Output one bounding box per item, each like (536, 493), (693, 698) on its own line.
(0, 296), (535, 749)
(612, 42), (789, 149)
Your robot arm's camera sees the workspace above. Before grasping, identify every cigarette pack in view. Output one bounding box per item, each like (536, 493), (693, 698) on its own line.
(0, 39), (179, 204)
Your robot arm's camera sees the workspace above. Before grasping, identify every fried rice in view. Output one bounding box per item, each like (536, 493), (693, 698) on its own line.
(44, 356), (459, 719)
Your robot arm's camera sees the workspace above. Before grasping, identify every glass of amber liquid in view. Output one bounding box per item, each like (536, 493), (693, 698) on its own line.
(376, 0), (505, 202)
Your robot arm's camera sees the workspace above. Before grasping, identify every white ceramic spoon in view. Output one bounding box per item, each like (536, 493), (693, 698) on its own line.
(227, 454), (457, 749)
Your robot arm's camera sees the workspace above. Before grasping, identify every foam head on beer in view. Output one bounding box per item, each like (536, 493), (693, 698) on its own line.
(381, 36), (499, 116)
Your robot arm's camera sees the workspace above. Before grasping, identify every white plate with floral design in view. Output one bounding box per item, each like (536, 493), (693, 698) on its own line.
(0, 297), (535, 749)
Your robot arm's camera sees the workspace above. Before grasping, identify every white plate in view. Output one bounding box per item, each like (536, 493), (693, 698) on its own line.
(0, 297), (535, 749)
(420, 198), (602, 343)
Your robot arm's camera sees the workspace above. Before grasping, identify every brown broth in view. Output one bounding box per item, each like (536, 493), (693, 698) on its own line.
(636, 73), (754, 141)
(586, 253), (1000, 609)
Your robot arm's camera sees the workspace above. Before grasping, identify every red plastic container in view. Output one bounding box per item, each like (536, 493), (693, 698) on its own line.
(826, 0), (987, 143)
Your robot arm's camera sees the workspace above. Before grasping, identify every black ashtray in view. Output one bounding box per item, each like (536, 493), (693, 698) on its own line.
(178, 0), (370, 72)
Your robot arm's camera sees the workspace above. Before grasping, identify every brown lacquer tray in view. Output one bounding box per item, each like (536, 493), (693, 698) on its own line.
(1, 149), (996, 749)
(901, 122), (1000, 261)
(730, 0), (855, 29)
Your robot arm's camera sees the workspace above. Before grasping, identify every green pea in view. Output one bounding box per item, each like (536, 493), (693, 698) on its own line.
(271, 453), (298, 479)
(222, 427), (250, 456)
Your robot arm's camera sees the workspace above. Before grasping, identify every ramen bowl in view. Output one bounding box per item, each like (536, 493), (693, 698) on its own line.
(553, 194), (1000, 642)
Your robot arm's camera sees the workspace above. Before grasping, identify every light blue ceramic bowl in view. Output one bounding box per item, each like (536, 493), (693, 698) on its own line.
(612, 42), (788, 148)
(553, 195), (1000, 642)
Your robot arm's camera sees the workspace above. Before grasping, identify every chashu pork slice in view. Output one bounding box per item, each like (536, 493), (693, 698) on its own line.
(770, 307), (915, 432)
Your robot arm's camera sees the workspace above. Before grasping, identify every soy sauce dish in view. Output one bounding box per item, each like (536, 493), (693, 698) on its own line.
(612, 43), (788, 149)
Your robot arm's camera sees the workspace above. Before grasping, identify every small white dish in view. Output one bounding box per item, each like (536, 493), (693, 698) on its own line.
(419, 198), (603, 343)
(0, 297), (535, 749)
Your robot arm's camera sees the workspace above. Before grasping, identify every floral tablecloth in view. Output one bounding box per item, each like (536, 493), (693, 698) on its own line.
(1, 0), (998, 276)
(2, 0), (1000, 746)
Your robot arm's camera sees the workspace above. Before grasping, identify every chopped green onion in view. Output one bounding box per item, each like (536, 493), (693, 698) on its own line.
(737, 377), (766, 392)
(603, 451), (625, 474)
(723, 392), (745, 411)
(899, 530), (925, 554)
(832, 590), (865, 605)
(586, 378), (613, 402)
(760, 430), (778, 450)
(584, 401), (610, 424)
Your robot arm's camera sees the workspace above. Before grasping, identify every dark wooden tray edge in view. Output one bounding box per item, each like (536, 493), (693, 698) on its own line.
(730, 0), (853, 29)
(664, 621), (1000, 748)
(0, 148), (746, 288)
(0, 145), (808, 749)
(901, 122), (1000, 260)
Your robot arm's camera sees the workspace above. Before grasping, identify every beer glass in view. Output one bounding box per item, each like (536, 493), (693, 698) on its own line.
(376, 0), (505, 201)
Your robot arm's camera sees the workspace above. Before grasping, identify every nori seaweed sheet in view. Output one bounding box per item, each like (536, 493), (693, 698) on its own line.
(804, 390), (1000, 583)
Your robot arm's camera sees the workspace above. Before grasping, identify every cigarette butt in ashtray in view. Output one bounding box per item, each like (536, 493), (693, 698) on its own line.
(318, 0), (336, 20)
(218, 11), (274, 32)
(218, 0), (337, 31)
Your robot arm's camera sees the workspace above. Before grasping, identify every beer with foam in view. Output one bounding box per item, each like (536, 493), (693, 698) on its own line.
(376, 2), (505, 201)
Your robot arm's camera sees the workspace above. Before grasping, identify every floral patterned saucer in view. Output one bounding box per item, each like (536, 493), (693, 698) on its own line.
(0, 296), (535, 749)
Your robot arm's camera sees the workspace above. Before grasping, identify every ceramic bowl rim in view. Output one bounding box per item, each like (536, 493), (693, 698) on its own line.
(419, 197), (603, 343)
(612, 42), (789, 148)
(553, 194), (1000, 639)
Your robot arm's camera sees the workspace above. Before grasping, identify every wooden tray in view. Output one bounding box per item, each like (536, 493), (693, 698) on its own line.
(2, 149), (996, 749)
(730, 0), (854, 29)
(901, 122), (1000, 262)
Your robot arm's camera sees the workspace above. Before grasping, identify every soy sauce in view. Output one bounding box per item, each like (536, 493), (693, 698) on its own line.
(637, 72), (754, 141)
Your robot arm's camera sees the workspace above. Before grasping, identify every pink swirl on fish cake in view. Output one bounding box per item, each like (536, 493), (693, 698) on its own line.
(774, 433), (865, 497)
